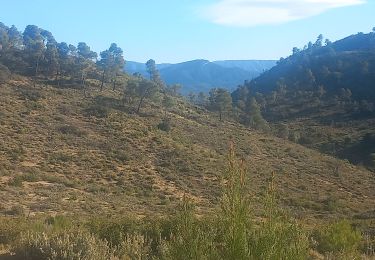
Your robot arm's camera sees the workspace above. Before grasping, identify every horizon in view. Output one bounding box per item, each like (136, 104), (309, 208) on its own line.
(1, 0), (374, 63)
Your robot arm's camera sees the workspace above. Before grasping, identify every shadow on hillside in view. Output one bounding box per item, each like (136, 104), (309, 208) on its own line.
(93, 95), (134, 114)
(0, 253), (19, 260)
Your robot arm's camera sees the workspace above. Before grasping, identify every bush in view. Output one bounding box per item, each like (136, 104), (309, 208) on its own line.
(0, 217), (27, 244)
(84, 105), (109, 118)
(17, 88), (44, 101)
(57, 124), (85, 136)
(315, 220), (362, 255)
(13, 230), (115, 260)
(0, 63), (10, 83)
(248, 176), (309, 260)
(116, 234), (152, 260)
(163, 198), (218, 260)
(157, 118), (171, 132)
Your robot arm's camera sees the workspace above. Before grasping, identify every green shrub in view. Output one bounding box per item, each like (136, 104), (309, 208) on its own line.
(248, 176), (309, 260)
(0, 217), (27, 244)
(86, 217), (139, 247)
(84, 105), (109, 118)
(315, 220), (362, 255)
(13, 230), (115, 260)
(45, 215), (72, 231)
(218, 143), (252, 259)
(116, 234), (152, 260)
(16, 87), (44, 101)
(157, 118), (171, 132)
(163, 197), (218, 260)
(57, 124), (85, 136)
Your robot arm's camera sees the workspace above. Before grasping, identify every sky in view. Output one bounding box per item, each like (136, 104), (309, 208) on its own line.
(1, 0), (374, 63)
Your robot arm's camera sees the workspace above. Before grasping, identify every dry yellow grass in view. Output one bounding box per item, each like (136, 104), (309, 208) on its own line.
(0, 77), (374, 222)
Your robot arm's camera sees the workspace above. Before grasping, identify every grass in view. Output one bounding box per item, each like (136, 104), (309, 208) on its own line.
(0, 77), (374, 255)
(0, 146), (372, 259)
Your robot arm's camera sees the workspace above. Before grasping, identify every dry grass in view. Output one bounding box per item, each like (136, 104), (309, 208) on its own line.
(0, 77), (374, 223)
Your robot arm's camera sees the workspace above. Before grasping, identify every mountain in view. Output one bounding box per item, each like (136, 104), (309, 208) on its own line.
(248, 31), (375, 99)
(125, 59), (276, 94)
(212, 60), (276, 73)
(232, 30), (375, 172)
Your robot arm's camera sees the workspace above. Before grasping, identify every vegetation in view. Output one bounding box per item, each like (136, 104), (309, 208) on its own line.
(229, 30), (375, 171)
(1, 21), (375, 259)
(1, 145), (370, 259)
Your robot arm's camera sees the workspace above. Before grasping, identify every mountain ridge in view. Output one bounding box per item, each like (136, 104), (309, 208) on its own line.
(125, 59), (276, 94)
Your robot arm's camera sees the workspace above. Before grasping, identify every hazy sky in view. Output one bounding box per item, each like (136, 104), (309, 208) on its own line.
(1, 0), (374, 63)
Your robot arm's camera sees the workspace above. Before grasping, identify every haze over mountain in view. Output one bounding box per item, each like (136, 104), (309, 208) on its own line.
(125, 59), (276, 94)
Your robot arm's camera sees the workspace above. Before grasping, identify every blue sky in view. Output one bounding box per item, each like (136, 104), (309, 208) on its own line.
(1, 0), (374, 63)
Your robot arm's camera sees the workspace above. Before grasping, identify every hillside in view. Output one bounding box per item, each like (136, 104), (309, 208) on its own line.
(1, 77), (374, 221)
(249, 31), (375, 99)
(125, 59), (275, 94)
(231, 31), (375, 171)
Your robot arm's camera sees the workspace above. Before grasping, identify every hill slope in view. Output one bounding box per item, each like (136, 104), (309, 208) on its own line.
(0, 77), (374, 220)
(249, 31), (375, 100)
(230, 31), (375, 171)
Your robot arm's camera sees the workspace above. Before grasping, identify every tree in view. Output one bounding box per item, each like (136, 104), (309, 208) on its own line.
(315, 34), (324, 47)
(209, 88), (232, 121)
(123, 78), (139, 105)
(7, 25), (22, 49)
(325, 39), (332, 46)
(162, 93), (176, 118)
(145, 59), (157, 80)
(77, 42), (97, 89)
(23, 25), (45, 77)
(45, 41), (59, 77)
(0, 23), (10, 52)
(135, 78), (159, 113)
(243, 97), (269, 130)
(197, 92), (208, 107)
(108, 43), (125, 90)
(292, 47), (300, 55)
(146, 59), (164, 87)
(97, 43), (125, 91)
(168, 84), (181, 96)
(56, 42), (70, 84)
(187, 92), (196, 104)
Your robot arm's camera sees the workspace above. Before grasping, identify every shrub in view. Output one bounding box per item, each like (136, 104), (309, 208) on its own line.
(0, 217), (27, 244)
(17, 88), (44, 101)
(163, 197), (218, 260)
(315, 220), (362, 255)
(84, 105), (109, 118)
(57, 124), (85, 136)
(116, 234), (152, 260)
(157, 118), (171, 132)
(218, 143), (252, 259)
(0, 63), (11, 83)
(13, 230), (115, 260)
(247, 175), (309, 260)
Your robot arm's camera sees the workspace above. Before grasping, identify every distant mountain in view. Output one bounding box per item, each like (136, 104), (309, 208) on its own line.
(213, 60), (276, 74)
(125, 59), (276, 94)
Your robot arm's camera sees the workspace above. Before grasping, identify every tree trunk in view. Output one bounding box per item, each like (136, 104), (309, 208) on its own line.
(112, 77), (116, 91)
(33, 56), (41, 87)
(35, 57), (40, 77)
(137, 95), (146, 113)
(100, 70), (105, 91)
